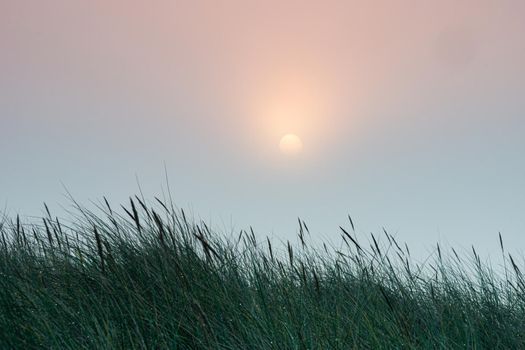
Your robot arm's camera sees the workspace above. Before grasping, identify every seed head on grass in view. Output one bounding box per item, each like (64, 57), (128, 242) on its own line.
(93, 225), (105, 273)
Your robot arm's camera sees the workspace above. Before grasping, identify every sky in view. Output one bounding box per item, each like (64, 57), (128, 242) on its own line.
(1, 0), (525, 259)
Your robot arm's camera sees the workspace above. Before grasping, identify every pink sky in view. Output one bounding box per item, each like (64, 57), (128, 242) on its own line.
(1, 0), (525, 258)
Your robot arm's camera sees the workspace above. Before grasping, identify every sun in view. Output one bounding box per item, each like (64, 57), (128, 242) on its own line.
(279, 134), (303, 156)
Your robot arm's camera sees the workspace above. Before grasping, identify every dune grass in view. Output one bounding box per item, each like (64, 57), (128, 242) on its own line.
(0, 196), (524, 349)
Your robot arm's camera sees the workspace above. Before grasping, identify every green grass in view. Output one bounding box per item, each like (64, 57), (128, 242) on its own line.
(0, 196), (524, 349)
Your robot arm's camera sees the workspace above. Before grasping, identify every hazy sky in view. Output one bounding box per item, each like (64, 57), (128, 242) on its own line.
(1, 0), (525, 259)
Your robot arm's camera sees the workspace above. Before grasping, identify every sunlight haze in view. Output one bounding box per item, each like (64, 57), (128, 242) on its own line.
(1, 0), (525, 260)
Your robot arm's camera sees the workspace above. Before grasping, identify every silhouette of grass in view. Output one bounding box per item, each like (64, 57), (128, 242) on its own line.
(0, 196), (523, 349)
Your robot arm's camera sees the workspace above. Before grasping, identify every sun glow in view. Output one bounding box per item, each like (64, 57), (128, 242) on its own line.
(279, 134), (303, 155)
(230, 56), (342, 160)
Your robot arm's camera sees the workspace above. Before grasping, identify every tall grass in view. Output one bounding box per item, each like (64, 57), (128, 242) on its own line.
(0, 196), (524, 349)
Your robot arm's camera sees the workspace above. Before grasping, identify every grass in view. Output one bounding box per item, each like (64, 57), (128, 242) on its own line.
(0, 195), (524, 349)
